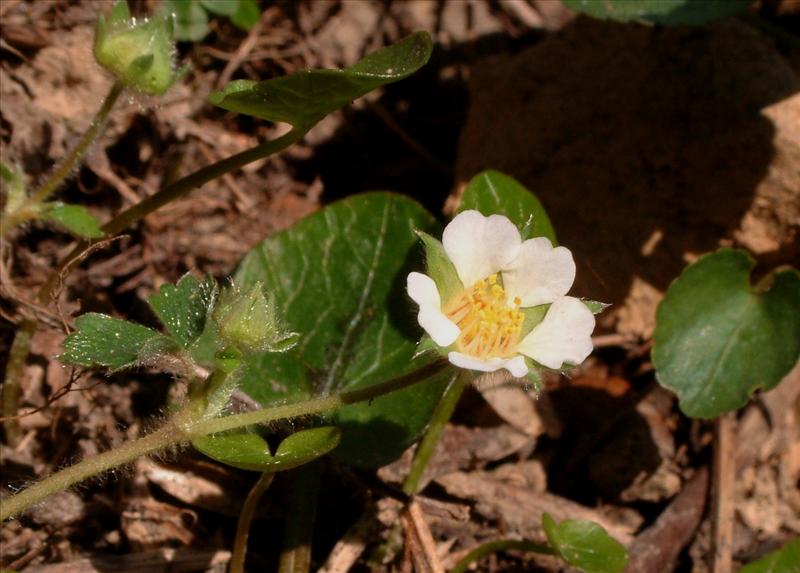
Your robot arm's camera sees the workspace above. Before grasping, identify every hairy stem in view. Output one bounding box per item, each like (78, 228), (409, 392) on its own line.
(230, 471), (275, 573)
(0, 414), (188, 520)
(0, 128), (308, 448)
(449, 539), (555, 573)
(1, 82), (124, 237)
(402, 370), (469, 495)
(1, 360), (447, 520)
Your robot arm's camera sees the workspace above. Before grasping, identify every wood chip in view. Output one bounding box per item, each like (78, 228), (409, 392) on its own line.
(436, 470), (642, 545)
(627, 467), (709, 573)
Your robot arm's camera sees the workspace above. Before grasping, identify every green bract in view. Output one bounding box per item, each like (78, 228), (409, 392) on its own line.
(94, 0), (181, 95)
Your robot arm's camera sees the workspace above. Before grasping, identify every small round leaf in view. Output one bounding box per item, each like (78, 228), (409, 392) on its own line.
(653, 249), (800, 419)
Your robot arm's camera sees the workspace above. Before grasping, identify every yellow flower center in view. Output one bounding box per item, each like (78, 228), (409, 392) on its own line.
(444, 273), (524, 359)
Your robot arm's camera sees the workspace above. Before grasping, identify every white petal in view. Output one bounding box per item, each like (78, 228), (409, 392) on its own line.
(516, 296), (595, 369)
(448, 352), (529, 378)
(407, 272), (460, 346)
(443, 210), (521, 287)
(502, 237), (576, 307)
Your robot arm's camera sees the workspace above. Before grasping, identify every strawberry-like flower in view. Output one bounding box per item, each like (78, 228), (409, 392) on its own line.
(407, 210), (595, 378)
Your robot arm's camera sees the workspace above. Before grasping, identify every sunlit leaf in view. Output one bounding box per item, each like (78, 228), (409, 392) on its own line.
(61, 313), (175, 371)
(739, 537), (800, 573)
(653, 249), (800, 418)
(459, 170), (556, 243)
(542, 513), (628, 573)
(235, 192), (449, 467)
(41, 202), (104, 239)
(209, 32), (433, 129)
(562, 0), (750, 25)
(193, 426), (341, 472)
(148, 274), (217, 349)
(230, 0), (259, 29)
(200, 0), (238, 17)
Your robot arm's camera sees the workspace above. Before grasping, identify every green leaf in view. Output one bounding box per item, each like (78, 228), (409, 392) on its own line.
(739, 537), (800, 573)
(459, 170), (556, 244)
(235, 192), (449, 468)
(230, 0), (259, 29)
(653, 249), (800, 419)
(542, 513), (628, 573)
(193, 426), (341, 472)
(163, 0), (209, 42)
(200, 0), (238, 17)
(148, 274), (217, 349)
(41, 202), (104, 239)
(62, 313), (175, 370)
(209, 32), (433, 129)
(562, 0), (750, 26)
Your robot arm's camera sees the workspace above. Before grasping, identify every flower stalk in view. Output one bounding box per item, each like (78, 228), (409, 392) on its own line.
(402, 370), (469, 495)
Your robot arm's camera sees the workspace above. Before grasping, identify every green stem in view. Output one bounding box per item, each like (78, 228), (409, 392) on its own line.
(230, 471), (275, 573)
(36, 127), (307, 300)
(449, 539), (555, 573)
(1, 319), (34, 445)
(1, 360), (447, 520)
(278, 462), (322, 573)
(1, 82), (125, 237)
(402, 370), (469, 495)
(0, 128), (307, 444)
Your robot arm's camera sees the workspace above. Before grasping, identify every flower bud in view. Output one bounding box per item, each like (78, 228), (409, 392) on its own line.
(213, 283), (298, 355)
(94, 0), (181, 96)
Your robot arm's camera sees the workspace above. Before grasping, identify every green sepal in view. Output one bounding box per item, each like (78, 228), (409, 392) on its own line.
(413, 334), (445, 359)
(519, 304), (548, 339)
(192, 426), (341, 472)
(524, 360), (543, 393)
(582, 299), (610, 315)
(416, 230), (463, 306)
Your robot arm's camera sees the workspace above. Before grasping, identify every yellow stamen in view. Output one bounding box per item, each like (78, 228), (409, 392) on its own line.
(444, 273), (524, 360)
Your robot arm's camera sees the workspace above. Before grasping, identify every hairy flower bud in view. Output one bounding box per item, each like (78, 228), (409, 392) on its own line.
(213, 283), (298, 355)
(94, 0), (181, 95)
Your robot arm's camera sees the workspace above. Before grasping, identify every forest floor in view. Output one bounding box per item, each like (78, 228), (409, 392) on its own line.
(1, 1), (799, 572)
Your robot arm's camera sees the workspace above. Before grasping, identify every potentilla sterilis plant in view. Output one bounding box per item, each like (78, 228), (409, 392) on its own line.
(407, 210), (595, 378)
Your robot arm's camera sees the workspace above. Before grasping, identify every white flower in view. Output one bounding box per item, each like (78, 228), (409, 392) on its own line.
(407, 210), (595, 378)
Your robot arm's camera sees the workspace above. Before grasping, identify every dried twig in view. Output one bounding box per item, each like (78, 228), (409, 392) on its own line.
(712, 412), (736, 573)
